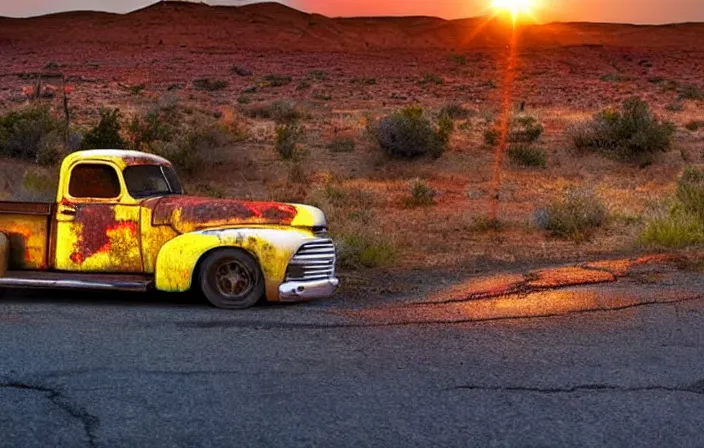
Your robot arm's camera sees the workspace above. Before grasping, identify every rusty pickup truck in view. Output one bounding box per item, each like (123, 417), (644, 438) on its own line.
(0, 150), (339, 309)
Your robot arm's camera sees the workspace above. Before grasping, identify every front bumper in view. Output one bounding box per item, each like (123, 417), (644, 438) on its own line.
(279, 277), (340, 302)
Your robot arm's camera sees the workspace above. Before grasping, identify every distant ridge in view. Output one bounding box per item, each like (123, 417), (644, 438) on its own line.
(0, 0), (702, 52)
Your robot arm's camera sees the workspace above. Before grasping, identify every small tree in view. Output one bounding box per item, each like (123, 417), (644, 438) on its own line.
(81, 109), (125, 150)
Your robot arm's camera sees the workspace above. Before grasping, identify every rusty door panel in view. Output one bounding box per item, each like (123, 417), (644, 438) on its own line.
(0, 214), (50, 270)
(54, 204), (143, 273)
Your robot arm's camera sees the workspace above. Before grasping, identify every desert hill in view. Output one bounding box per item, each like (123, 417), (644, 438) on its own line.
(1, 1), (703, 53)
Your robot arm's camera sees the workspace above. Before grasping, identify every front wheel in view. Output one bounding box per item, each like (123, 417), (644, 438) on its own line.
(198, 249), (264, 310)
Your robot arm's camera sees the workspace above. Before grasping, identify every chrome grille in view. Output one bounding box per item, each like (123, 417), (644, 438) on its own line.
(286, 239), (336, 282)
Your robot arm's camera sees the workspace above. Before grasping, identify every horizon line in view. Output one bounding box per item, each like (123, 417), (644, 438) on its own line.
(0, 0), (702, 26)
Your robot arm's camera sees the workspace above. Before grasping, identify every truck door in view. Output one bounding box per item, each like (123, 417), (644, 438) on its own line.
(54, 163), (143, 273)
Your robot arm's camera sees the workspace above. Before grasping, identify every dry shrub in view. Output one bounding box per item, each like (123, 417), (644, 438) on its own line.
(404, 178), (436, 207)
(126, 101), (244, 175)
(368, 106), (452, 159)
(640, 167), (704, 248)
(243, 100), (305, 124)
(536, 188), (607, 242)
(569, 97), (675, 164)
(0, 105), (65, 165)
(263, 74), (292, 87)
(308, 176), (396, 269)
(510, 115), (544, 143)
(440, 103), (472, 120)
(275, 123), (305, 160)
(193, 78), (228, 91)
(508, 144), (546, 168)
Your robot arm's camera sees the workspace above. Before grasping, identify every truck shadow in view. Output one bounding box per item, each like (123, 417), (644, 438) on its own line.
(0, 288), (209, 308)
(0, 289), (323, 310)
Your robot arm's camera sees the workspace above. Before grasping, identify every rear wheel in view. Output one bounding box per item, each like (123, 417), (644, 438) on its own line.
(198, 249), (264, 310)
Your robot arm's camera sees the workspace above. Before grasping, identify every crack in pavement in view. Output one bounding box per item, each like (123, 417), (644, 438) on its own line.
(0, 379), (100, 448)
(170, 293), (704, 329)
(451, 379), (704, 396)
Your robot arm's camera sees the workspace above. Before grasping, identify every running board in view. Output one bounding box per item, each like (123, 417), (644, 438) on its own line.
(0, 271), (153, 292)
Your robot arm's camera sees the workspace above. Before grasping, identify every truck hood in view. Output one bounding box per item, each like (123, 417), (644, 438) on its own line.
(144, 195), (326, 234)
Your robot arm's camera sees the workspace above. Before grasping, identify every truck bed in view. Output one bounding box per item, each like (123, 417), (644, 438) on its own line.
(0, 201), (55, 270)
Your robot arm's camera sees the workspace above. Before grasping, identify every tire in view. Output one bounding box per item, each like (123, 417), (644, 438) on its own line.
(198, 248), (264, 310)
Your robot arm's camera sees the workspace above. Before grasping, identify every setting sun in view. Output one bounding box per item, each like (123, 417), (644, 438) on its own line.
(491, 0), (535, 20)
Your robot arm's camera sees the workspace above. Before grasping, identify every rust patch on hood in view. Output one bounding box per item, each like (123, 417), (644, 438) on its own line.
(145, 196), (299, 233)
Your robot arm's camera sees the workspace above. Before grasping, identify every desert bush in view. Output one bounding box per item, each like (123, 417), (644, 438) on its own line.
(327, 137), (355, 153)
(675, 166), (704, 221)
(263, 74), (292, 87)
(639, 167), (704, 248)
(308, 70), (328, 81)
(368, 106), (452, 159)
(244, 100), (304, 124)
(297, 80), (312, 90)
(470, 216), (503, 233)
(448, 53), (467, 65)
(336, 232), (397, 269)
(193, 78), (228, 91)
(127, 109), (174, 152)
(237, 95), (251, 105)
(231, 65), (253, 77)
(275, 122), (305, 160)
(152, 124), (227, 175)
(569, 97), (675, 163)
(419, 73), (443, 85)
(679, 84), (703, 100)
(508, 144), (546, 168)
(351, 77), (377, 85)
(510, 115), (544, 143)
(484, 128), (500, 146)
(685, 120), (704, 131)
(440, 103), (472, 120)
(0, 106), (64, 165)
(81, 109), (125, 150)
(404, 178), (436, 207)
(639, 206), (704, 248)
(536, 188), (607, 241)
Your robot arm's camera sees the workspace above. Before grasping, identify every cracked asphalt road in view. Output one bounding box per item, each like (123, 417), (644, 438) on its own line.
(2, 259), (704, 447)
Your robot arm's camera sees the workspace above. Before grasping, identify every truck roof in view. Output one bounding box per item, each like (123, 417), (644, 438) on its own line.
(61, 150), (171, 168)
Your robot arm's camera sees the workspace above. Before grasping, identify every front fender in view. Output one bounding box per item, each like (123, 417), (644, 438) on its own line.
(154, 227), (316, 300)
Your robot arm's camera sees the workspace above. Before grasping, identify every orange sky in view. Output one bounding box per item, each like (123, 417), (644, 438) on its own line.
(1, 0), (703, 23)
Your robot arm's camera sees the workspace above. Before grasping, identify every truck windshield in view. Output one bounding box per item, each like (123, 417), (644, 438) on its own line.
(123, 165), (185, 198)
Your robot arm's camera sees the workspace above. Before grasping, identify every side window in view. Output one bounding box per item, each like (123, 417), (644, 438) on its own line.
(68, 164), (121, 199)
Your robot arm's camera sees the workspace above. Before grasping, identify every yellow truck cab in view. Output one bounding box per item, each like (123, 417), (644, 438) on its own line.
(0, 150), (339, 309)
